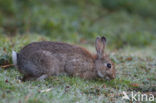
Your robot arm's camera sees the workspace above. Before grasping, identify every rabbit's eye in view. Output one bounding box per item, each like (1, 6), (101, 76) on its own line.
(107, 63), (111, 69)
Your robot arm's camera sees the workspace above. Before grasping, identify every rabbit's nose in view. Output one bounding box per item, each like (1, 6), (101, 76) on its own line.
(108, 74), (115, 80)
(105, 76), (110, 80)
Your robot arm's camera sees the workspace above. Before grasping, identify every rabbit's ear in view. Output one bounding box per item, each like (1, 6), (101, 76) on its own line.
(95, 36), (106, 58)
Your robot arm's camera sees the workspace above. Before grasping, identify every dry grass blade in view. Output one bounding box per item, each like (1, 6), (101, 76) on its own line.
(0, 64), (14, 69)
(40, 88), (53, 93)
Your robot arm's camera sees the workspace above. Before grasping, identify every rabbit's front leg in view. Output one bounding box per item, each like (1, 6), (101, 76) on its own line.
(80, 71), (97, 80)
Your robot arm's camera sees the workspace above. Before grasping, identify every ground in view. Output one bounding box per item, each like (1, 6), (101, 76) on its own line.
(0, 35), (155, 103)
(0, 0), (156, 102)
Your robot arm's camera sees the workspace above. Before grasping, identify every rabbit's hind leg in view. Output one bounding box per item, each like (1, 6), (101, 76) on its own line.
(18, 62), (42, 81)
(37, 74), (48, 81)
(21, 74), (48, 81)
(21, 75), (37, 81)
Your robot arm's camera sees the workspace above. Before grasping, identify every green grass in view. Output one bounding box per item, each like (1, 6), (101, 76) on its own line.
(1, 0), (156, 48)
(0, 0), (156, 102)
(0, 35), (155, 103)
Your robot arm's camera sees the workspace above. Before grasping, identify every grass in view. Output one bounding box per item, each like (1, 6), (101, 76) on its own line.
(0, 1), (156, 102)
(1, 1), (156, 48)
(0, 35), (156, 103)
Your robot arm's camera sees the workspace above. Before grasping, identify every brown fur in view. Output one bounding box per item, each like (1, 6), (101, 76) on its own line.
(15, 37), (116, 81)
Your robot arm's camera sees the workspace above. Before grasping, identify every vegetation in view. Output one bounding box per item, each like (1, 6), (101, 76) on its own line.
(0, 0), (156, 48)
(0, 0), (156, 102)
(0, 35), (156, 103)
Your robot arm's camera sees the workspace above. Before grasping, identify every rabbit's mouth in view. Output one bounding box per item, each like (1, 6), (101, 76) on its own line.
(105, 76), (111, 80)
(105, 75), (115, 80)
(107, 74), (116, 80)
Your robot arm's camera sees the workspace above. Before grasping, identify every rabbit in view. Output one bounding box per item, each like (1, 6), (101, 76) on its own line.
(12, 36), (116, 81)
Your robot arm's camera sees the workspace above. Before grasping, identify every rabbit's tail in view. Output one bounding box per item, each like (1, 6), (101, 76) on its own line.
(12, 51), (18, 66)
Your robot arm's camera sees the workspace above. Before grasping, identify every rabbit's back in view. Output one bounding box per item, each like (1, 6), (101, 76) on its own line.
(17, 41), (96, 79)
(19, 41), (93, 59)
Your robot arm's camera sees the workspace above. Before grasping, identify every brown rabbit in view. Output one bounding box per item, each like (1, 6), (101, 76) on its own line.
(12, 36), (116, 81)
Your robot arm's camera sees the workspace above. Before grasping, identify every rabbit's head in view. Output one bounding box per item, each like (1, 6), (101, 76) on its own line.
(95, 36), (116, 80)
